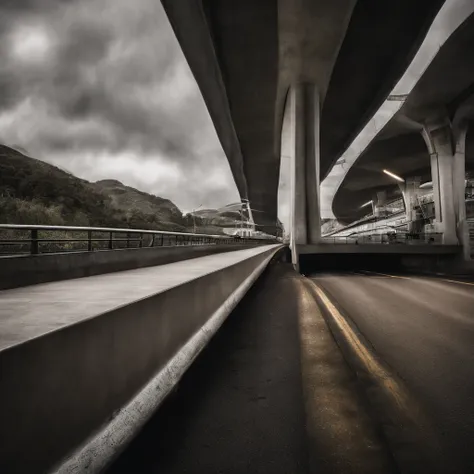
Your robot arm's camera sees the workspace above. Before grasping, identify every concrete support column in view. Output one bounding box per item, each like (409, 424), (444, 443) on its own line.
(287, 83), (321, 266)
(422, 124), (458, 244)
(453, 126), (470, 259)
(304, 84), (322, 244)
(372, 191), (387, 218)
(289, 85), (307, 250)
(399, 178), (421, 232)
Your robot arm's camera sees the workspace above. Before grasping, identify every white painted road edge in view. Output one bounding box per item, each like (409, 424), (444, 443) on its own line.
(51, 246), (281, 474)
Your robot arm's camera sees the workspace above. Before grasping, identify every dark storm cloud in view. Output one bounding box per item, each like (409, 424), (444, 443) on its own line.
(0, 0), (239, 210)
(0, 0), (53, 12)
(0, 0), (201, 159)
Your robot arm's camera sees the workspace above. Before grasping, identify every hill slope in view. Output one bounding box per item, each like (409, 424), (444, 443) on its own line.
(0, 145), (186, 231)
(192, 207), (241, 228)
(93, 179), (187, 230)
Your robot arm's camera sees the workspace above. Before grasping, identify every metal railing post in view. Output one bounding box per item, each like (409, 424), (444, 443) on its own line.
(139, 233), (143, 248)
(126, 232), (131, 248)
(31, 229), (39, 255)
(88, 230), (93, 251)
(108, 231), (113, 250)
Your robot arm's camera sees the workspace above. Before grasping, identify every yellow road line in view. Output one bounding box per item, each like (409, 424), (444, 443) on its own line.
(306, 281), (408, 409)
(305, 280), (456, 473)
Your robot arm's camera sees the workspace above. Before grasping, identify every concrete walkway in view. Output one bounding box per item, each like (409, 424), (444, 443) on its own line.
(0, 245), (279, 351)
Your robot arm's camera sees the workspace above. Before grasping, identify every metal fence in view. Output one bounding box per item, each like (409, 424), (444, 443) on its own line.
(321, 232), (444, 245)
(0, 224), (276, 256)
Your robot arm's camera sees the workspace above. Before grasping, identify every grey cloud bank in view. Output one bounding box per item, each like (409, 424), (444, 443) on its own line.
(0, 0), (239, 212)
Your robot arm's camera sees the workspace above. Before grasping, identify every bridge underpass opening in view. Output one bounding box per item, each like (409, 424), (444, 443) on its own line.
(300, 253), (406, 274)
(299, 252), (458, 276)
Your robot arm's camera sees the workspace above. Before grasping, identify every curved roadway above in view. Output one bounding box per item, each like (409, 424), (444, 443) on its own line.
(319, 0), (444, 180)
(162, 0), (445, 231)
(333, 12), (474, 224)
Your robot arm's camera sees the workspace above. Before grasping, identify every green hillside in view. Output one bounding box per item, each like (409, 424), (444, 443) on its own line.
(0, 145), (213, 232)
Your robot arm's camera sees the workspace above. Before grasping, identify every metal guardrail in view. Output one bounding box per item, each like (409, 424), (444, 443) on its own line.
(321, 232), (444, 245)
(0, 224), (276, 256)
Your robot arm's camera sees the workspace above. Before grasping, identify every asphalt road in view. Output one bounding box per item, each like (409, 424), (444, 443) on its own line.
(311, 271), (474, 473)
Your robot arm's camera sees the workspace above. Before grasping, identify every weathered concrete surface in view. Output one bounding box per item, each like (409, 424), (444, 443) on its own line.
(162, 0), (444, 231)
(0, 243), (258, 290)
(320, 0), (445, 178)
(333, 12), (474, 223)
(0, 245), (280, 473)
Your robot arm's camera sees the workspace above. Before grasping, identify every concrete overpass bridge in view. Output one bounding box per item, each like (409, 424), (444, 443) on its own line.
(332, 11), (474, 259)
(5, 3), (474, 474)
(161, 0), (445, 239)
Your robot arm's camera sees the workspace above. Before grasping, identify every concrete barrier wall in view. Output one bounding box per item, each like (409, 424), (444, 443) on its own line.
(0, 245), (282, 473)
(299, 251), (462, 274)
(0, 244), (258, 290)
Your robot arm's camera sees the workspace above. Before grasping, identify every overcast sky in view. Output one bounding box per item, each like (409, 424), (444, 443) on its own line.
(0, 0), (239, 212)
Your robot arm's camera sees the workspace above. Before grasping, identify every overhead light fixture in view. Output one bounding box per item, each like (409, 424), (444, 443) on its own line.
(383, 169), (405, 182)
(360, 200), (373, 208)
(419, 181), (433, 189)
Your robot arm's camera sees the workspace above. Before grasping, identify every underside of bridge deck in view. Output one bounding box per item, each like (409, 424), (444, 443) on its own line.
(161, 0), (445, 232)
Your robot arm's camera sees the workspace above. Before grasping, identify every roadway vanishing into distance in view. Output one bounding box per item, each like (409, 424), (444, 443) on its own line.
(107, 260), (474, 474)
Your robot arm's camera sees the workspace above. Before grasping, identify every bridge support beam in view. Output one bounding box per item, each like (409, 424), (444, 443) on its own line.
(453, 125), (470, 259)
(288, 83), (321, 267)
(399, 178), (421, 233)
(422, 123), (458, 245)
